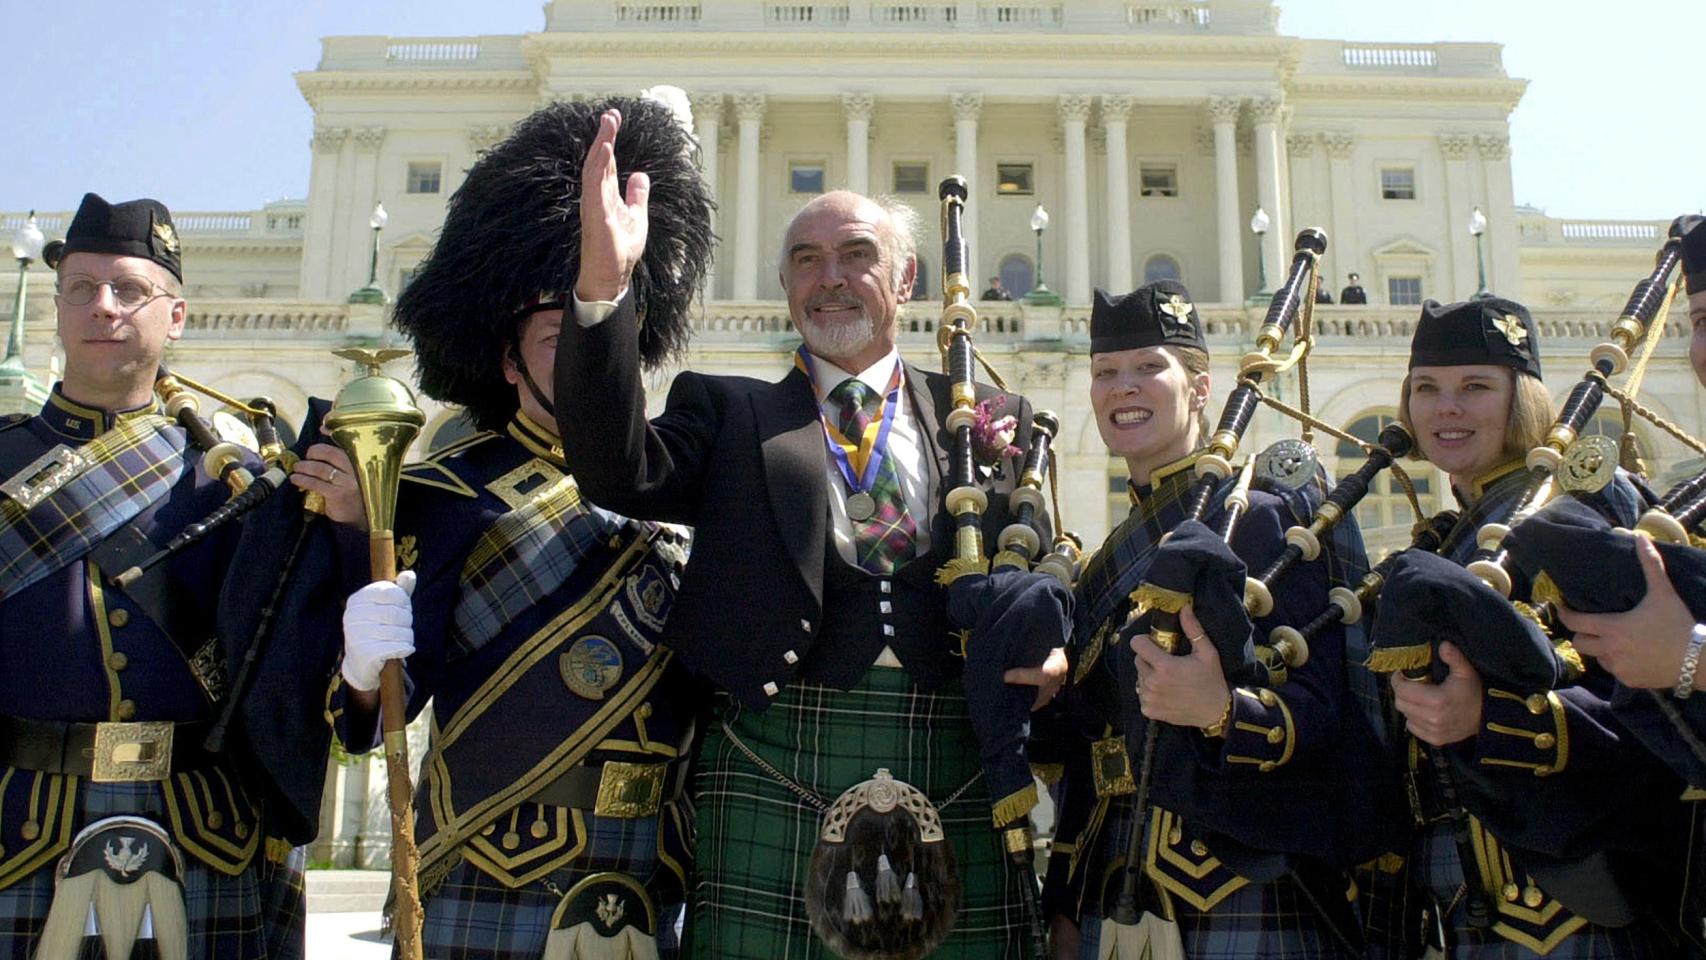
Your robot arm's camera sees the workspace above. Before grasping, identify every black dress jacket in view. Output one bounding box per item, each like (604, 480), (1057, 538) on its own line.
(555, 295), (1034, 709)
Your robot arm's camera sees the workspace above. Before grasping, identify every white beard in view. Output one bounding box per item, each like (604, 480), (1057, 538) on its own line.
(798, 309), (876, 362)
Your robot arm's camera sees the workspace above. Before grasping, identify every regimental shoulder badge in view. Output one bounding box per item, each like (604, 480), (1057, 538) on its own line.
(1491, 313), (1529, 348)
(151, 219), (179, 256)
(560, 635), (624, 700)
(1157, 293), (1196, 333)
(624, 564), (675, 633)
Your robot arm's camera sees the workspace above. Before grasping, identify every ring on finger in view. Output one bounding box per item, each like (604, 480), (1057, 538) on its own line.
(328, 467), (340, 484)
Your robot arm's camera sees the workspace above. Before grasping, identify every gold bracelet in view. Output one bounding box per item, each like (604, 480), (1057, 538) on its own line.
(1201, 693), (1233, 738)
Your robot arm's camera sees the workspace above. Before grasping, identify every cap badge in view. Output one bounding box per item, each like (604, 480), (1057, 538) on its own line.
(151, 220), (179, 256)
(1158, 294), (1195, 332)
(1491, 313), (1528, 348)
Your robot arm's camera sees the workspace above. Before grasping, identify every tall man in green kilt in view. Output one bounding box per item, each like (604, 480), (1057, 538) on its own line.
(556, 109), (1069, 958)
(295, 94), (715, 959)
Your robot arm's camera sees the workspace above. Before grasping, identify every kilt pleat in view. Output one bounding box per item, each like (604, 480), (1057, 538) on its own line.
(686, 667), (1033, 959)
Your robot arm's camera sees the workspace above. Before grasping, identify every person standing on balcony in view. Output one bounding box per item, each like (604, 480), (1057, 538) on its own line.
(1340, 272), (1368, 304)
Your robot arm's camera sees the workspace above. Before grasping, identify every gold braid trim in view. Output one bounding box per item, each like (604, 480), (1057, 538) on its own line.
(1552, 640), (1586, 682)
(1130, 583), (1191, 616)
(990, 781), (1039, 829)
(935, 555), (990, 587)
(1367, 644), (1433, 675)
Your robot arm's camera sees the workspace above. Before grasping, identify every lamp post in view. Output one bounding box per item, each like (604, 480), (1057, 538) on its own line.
(1469, 206), (1491, 299)
(5, 213), (45, 368)
(1022, 203), (1063, 307)
(1246, 206), (1271, 305)
(349, 202), (390, 305)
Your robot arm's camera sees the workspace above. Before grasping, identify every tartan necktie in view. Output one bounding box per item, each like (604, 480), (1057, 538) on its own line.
(828, 377), (917, 574)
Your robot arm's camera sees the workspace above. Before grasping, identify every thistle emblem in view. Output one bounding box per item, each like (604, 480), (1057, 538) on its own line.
(1491, 313), (1528, 348)
(103, 836), (150, 877)
(1157, 294), (1195, 332)
(596, 892), (626, 928)
(151, 220), (179, 255)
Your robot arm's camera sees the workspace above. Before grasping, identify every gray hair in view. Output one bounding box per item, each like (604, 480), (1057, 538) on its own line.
(778, 191), (919, 294)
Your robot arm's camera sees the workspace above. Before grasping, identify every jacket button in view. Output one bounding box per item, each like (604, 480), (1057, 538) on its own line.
(116, 700), (137, 721)
(108, 608), (130, 628)
(206, 810), (225, 830)
(1533, 733), (1555, 750)
(1526, 694), (1548, 715)
(882, 624), (895, 637)
(879, 580), (892, 594)
(783, 650), (799, 665)
(1189, 840), (1209, 857)
(20, 821), (39, 841)
(1503, 882), (1520, 903)
(763, 682), (780, 697)
(235, 822), (251, 839)
(800, 619), (811, 633)
(108, 652), (128, 671)
(879, 601), (893, 614)
(1266, 727), (1284, 744)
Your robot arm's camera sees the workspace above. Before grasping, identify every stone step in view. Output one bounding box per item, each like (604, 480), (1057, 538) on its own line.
(305, 869), (391, 914)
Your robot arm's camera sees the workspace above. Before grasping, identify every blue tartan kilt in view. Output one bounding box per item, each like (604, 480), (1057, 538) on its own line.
(1074, 798), (1356, 960)
(411, 798), (690, 960)
(1411, 821), (1666, 960)
(0, 782), (269, 960)
(255, 846), (306, 960)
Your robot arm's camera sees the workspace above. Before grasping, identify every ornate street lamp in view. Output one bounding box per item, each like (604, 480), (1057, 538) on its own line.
(1469, 206), (1492, 299)
(1022, 203), (1062, 307)
(1248, 206), (1271, 303)
(5, 213), (45, 368)
(349, 202), (390, 305)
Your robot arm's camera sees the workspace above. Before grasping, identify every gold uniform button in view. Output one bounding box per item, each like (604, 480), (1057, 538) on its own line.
(531, 820), (550, 839)
(1259, 761), (1277, 772)
(1266, 728), (1284, 745)
(1257, 689), (1278, 707)
(235, 822), (251, 839)
(108, 652), (128, 671)
(502, 831), (520, 850)
(480, 824), (496, 837)
(1523, 886), (1545, 908)
(1526, 694), (1548, 716)
(1167, 825), (1182, 845)
(206, 810), (225, 830)
(20, 821), (40, 841)
(116, 700), (137, 721)
(1534, 733), (1556, 750)
(108, 608), (130, 628)
(1503, 882), (1520, 903)
(1189, 840), (1209, 857)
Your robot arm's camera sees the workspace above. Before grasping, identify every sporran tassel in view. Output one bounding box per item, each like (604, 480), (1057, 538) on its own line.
(874, 854), (901, 905)
(900, 872), (924, 922)
(843, 870), (874, 925)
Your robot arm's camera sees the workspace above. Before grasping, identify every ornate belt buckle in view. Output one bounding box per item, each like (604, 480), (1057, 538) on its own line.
(90, 721), (174, 783)
(1091, 735), (1136, 798)
(0, 445), (89, 509)
(594, 761), (666, 818)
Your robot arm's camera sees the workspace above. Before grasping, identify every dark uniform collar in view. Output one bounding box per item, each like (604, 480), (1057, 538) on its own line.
(506, 410), (566, 469)
(40, 384), (160, 442)
(1452, 458), (1527, 507)
(1127, 450), (1202, 508)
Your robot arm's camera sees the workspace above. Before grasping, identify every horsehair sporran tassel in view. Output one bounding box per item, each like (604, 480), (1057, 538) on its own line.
(844, 870), (874, 925)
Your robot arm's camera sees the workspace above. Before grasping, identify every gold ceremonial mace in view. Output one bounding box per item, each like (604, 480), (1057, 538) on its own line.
(325, 347), (426, 960)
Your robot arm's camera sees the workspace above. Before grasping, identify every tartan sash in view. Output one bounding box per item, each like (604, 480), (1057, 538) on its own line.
(0, 414), (187, 601)
(451, 473), (632, 656)
(1075, 471), (1195, 638)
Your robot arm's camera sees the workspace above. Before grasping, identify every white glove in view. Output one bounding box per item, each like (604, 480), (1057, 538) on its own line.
(341, 570), (417, 692)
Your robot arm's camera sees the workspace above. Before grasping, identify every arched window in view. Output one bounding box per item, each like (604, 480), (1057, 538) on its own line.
(999, 254), (1035, 300)
(1143, 254), (1182, 284)
(1338, 410), (1437, 558)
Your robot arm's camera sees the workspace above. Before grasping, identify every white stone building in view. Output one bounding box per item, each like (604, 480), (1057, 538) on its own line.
(3, 0), (1702, 866)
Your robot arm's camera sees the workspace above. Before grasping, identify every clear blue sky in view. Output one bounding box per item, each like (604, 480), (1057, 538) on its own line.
(1, 1), (1700, 220)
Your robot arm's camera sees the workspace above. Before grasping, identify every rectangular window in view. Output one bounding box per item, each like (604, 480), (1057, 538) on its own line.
(1139, 164), (1178, 197)
(1388, 276), (1423, 305)
(892, 162), (929, 194)
(790, 162), (826, 194)
(406, 161), (442, 195)
(1380, 167), (1416, 200)
(996, 163), (1034, 195)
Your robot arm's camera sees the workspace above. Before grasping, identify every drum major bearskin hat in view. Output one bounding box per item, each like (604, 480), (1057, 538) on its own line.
(391, 93), (714, 429)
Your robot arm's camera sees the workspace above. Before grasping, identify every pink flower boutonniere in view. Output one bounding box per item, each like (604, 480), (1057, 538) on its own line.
(971, 396), (1022, 468)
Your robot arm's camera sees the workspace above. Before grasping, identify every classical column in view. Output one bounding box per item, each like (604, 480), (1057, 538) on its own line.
(1249, 97), (1286, 286)
(732, 94), (766, 301)
(1206, 97), (1243, 303)
(1476, 134), (1517, 298)
(1059, 95), (1092, 305)
(302, 126), (348, 300)
(842, 93), (874, 195)
(1438, 133), (1476, 300)
(1101, 95), (1134, 294)
(1323, 132), (1359, 290)
(950, 93), (982, 270)
(349, 127), (386, 297)
(1286, 131), (1318, 240)
(691, 92), (724, 297)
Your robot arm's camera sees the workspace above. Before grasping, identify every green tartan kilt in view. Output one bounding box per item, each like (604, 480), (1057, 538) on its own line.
(685, 666), (1033, 959)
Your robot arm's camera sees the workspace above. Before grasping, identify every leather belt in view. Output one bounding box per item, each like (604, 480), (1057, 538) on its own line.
(0, 713), (210, 783)
(526, 758), (690, 818)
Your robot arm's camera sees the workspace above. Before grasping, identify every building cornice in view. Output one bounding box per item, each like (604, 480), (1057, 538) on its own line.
(1288, 75), (1528, 111)
(517, 30), (1296, 64)
(295, 70), (537, 109)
